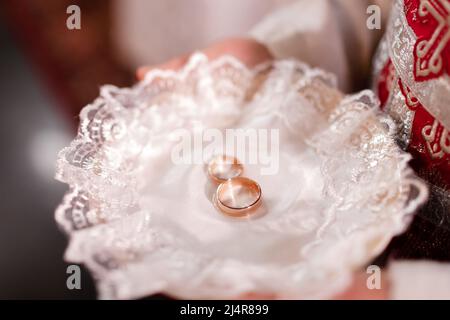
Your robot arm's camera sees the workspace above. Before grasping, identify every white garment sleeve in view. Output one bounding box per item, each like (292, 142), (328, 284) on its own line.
(388, 261), (450, 300)
(249, 0), (391, 92)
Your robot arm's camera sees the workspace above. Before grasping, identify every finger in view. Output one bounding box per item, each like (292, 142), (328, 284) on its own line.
(136, 38), (272, 80)
(202, 38), (273, 67)
(136, 54), (190, 80)
(238, 292), (276, 300)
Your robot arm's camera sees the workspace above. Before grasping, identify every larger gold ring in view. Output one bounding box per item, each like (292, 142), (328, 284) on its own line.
(215, 177), (262, 217)
(207, 155), (244, 183)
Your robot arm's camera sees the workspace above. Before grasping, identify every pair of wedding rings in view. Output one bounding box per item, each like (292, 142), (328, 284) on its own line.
(207, 155), (262, 218)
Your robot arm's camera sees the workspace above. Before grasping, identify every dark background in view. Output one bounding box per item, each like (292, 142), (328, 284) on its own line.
(0, 0), (134, 299)
(0, 11), (96, 299)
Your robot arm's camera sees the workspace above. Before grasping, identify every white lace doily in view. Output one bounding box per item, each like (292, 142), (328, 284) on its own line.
(55, 53), (428, 299)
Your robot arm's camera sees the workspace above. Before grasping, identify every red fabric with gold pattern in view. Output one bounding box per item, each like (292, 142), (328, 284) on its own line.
(371, 0), (450, 263)
(377, 60), (395, 109)
(374, 57), (450, 261)
(376, 55), (450, 189)
(403, 83), (450, 189)
(404, 0), (450, 82)
(375, 0), (450, 190)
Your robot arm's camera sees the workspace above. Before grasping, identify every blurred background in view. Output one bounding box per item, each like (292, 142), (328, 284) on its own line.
(0, 0), (134, 299)
(0, 0), (279, 299)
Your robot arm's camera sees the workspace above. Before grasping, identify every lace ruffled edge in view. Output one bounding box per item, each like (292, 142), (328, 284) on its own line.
(54, 53), (429, 299)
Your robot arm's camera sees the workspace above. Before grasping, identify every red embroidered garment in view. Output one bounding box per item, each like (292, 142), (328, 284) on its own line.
(373, 0), (450, 262)
(404, 0), (450, 82)
(376, 0), (450, 190)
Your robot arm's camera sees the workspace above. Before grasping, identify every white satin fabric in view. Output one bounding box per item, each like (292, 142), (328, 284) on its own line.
(55, 54), (426, 299)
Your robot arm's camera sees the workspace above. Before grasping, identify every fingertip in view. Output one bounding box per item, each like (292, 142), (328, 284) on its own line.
(136, 67), (149, 80)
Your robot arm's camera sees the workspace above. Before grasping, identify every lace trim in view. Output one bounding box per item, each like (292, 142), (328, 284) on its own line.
(56, 53), (427, 299)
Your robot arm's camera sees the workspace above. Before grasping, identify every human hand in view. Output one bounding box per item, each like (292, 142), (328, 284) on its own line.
(333, 272), (389, 300)
(136, 38), (273, 80)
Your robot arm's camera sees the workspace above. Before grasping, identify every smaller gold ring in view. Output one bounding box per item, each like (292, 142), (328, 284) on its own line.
(207, 155), (244, 183)
(215, 177), (262, 217)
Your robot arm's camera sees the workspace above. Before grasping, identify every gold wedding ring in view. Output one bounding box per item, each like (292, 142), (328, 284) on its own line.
(207, 155), (244, 183)
(215, 177), (262, 218)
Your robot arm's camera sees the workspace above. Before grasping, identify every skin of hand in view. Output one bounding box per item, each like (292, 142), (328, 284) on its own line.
(333, 272), (389, 300)
(239, 272), (389, 300)
(136, 39), (389, 300)
(136, 38), (273, 80)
